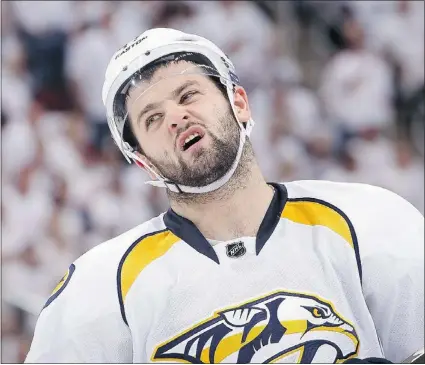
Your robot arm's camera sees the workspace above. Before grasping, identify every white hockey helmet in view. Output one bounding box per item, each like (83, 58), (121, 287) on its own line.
(102, 28), (254, 194)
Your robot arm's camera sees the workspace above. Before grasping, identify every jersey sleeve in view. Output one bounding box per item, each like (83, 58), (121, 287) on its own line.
(286, 180), (424, 362)
(355, 185), (424, 363)
(25, 251), (133, 363)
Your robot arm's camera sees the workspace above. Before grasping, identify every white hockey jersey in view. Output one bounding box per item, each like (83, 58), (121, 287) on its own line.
(25, 180), (424, 363)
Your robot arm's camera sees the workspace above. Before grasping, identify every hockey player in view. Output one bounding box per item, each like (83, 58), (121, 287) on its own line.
(26, 28), (424, 364)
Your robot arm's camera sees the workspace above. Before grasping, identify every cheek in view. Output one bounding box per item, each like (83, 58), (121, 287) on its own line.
(193, 102), (223, 129)
(138, 132), (177, 161)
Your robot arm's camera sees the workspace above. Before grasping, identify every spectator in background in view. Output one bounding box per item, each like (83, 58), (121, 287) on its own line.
(1, 29), (32, 122)
(152, 1), (197, 29)
(2, 157), (55, 328)
(1, 300), (33, 364)
(110, 1), (155, 47)
(245, 57), (301, 181)
(46, 175), (85, 256)
(165, 1), (275, 93)
(326, 134), (425, 215)
(386, 141), (425, 214)
(342, 128), (395, 189)
(269, 57), (333, 181)
(326, 5), (356, 51)
(321, 129), (394, 189)
(11, 1), (75, 111)
(359, 0), (424, 100)
(2, 101), (42, 183)
(66, 1), (120, 154)
(208, 0), (274, 92)
(367, 0), (424, 139)
(321, 148), (366, 184)
(319, 14), (395, 148)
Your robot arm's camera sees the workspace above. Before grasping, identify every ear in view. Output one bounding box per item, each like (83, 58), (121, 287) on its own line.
(233, 86), (251, 124)
(133, 151), (159, 180)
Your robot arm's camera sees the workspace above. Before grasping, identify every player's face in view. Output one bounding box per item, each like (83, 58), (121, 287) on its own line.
(126, 62), (250, 187)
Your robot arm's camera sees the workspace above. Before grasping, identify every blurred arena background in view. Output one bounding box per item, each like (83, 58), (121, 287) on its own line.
(1, 1), (424, 362)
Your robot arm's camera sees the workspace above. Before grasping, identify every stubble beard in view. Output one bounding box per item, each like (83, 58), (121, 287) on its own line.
(144, 111), (253, 204)
(148, 111), (239, 186)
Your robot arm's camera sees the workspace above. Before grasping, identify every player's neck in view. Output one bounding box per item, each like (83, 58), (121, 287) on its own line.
(168, 145), (275, 241)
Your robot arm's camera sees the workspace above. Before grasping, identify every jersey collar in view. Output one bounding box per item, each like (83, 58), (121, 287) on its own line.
(163, 183), (288, 264)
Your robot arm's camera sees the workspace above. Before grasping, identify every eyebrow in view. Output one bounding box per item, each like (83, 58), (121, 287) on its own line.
(136, 80), (201, 127)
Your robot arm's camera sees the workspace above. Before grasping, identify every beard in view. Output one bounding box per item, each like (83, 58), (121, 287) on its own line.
(145, 110), (240, 188)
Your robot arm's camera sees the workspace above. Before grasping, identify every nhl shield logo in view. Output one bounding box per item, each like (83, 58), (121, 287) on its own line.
(226, 241), (246, 258)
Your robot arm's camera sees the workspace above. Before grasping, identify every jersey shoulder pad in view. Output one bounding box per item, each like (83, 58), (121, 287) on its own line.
(283, 179), (417, 212)
(283, 180), (423, 258)
(42, 214), (167, 316)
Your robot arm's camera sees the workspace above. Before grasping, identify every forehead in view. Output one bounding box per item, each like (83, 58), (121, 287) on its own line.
(149, 61), (212, 84)
(127, 61), (217, 100)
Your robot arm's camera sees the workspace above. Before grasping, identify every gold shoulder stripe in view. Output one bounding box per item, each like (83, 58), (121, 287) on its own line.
(43, 263), (76, 309)
(51, 271), (69, 296)
(281, 200), (353, 248)
(120, 230), (180, 303)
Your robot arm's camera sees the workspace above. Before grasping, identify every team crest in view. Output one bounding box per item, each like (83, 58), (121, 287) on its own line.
(226, 241), (246, 258)
(152, 290), (359, 363)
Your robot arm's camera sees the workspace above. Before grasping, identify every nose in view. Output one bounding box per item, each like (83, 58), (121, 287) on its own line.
(164, 102), (189, 134)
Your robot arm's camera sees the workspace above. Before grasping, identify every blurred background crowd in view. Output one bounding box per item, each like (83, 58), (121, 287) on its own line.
(1, 1), (424, 362)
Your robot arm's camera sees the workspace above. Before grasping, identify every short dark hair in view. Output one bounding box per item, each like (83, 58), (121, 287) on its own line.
(121, 52), (228, 153)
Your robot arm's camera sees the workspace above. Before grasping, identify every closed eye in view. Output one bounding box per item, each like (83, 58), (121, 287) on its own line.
(179, 90), (199, 104)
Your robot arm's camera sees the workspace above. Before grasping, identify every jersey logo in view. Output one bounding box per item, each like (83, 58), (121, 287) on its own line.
(226, 241), (246, 259)
(43, 263), (75, 309)
(152, 290), (359, 363)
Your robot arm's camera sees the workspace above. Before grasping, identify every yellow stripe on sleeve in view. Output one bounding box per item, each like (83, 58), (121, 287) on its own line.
(51, 270), (69, 296)
(281, 200), (353, 248)
(120, 230), (180, 302)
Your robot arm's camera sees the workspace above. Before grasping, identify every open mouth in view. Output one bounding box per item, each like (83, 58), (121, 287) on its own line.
(183, 133), (203, 151)
(178, 127), (206, 152)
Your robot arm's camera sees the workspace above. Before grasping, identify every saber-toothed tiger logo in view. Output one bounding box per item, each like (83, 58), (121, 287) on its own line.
(152, 291), (359, 363)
